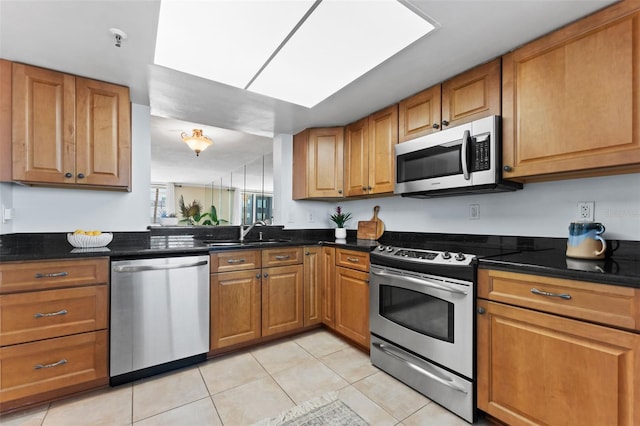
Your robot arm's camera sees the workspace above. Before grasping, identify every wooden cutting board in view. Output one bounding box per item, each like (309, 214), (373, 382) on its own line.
(357, 206), (384, 240)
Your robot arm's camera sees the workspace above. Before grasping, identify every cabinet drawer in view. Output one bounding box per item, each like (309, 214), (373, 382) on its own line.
(210, 250), (261, 273)
(0, 330), (108, 406)
(262, 247), (303, 267)
(0, 285), (107, 346)
(478, 269), (640, 331)
(0, 258), (109, 294)
(336, 249), (370, 272)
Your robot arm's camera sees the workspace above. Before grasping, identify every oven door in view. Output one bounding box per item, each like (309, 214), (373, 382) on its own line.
(369, 265), (473, 379)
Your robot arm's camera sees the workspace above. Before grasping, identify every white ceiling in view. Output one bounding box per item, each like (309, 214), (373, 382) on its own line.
(0, 0), (618, 189)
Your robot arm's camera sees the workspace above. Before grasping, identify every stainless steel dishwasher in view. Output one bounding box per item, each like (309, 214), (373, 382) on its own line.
(110, 255), (209, 385)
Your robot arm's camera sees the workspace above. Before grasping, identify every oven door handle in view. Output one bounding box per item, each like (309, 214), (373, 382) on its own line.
(372, 270), (468, 295)
(373, 342), (468, 394)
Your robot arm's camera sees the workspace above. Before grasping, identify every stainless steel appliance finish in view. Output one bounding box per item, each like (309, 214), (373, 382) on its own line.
(110, 255), (210, 384)
(369, 245), (476, 423)
(394, 115), (521, 197)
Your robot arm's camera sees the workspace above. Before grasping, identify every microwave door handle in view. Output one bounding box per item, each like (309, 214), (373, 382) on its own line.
(372, 270), (467, 295)
(461, 130), (471, 180)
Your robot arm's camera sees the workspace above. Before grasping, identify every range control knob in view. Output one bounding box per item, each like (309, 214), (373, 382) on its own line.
(377, 245), (386, 251)
(386, 246), (394, 252)
(441, 251), (451, 260)
(455, 252), (466, 262)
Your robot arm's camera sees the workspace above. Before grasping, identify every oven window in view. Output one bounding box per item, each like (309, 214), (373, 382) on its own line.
(397, 144), (462, 183)
(379, 285), (454, 343)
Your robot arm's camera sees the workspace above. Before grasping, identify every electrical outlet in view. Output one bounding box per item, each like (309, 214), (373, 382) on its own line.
(577, 201), (595, 221)
(469, 204), (480, 220)
(307, 212), (314, 222)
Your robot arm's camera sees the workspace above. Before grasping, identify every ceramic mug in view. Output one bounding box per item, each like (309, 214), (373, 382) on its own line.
(566, 222), (607, 259)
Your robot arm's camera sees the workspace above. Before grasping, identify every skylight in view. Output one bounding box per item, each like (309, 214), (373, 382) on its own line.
(154, 0), (435, 108)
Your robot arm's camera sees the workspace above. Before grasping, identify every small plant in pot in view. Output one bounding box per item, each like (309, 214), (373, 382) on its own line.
(330, 206), (351, 239)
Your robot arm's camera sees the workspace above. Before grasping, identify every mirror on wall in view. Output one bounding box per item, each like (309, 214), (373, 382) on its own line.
(149, 116), (273, 226)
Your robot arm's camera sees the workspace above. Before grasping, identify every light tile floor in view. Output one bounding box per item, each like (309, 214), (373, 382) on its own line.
(1, 329), (490, 426)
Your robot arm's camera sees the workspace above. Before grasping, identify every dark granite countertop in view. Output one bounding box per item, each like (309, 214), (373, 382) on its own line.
(1, 228), (637, 288)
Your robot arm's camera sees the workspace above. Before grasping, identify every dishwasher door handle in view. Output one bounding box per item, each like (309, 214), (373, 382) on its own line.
(113, 260), (208, 273)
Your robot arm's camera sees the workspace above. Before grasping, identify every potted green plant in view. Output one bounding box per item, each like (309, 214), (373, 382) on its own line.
(330, 206), (351, 239)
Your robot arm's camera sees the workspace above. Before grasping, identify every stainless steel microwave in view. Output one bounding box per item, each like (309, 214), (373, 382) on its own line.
(394, 115), (522, 197)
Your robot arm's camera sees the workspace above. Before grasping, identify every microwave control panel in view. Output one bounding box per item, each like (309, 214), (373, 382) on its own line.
(472, 136), (491, 171)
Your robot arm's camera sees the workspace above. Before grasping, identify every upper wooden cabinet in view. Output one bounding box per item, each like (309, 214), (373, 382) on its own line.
(502, 1), (640, 181)
(399, 58), (501, 142)
(11, 63), (131, 190)
(0, 60), (11, 182)
(345, 105), (398, 197)
(292, 127), (344, 199)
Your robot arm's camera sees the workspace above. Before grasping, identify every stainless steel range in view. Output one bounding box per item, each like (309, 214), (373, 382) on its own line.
(369, 244), (477, 423)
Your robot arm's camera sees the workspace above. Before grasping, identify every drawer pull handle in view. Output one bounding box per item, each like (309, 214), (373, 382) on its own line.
(227, 259), (246, 264)
(34, 272), (68, 279)
(34, 309), (68, 319)
(347, 257), (360, 263)
(35, 359), (67, 370)
(531, 288), (572, 300)
(275, 255), (290, 260)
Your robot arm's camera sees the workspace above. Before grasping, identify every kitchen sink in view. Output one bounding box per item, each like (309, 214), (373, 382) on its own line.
(203, 239), (291, 247)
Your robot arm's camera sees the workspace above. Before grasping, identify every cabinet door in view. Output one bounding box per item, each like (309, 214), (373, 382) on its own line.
(344, 117), (369, 197)
(76, 77), (131, 189)
(210, 270), (261, 350)
(441, 58), (501, 128)
(398, 84), (441, 142)
(334, 266), (370, 348)
(321, 247), (336, 328)
(303, 246), (322, 327)
(307, 127), (344, 198)
(0, 59), (11, 182)
(502, 4), (640, 180)
(12, 63), (75, 184)
(477, 299), (640, 426)
(262, 265), (303, 336)
(368, 104), (398, 195)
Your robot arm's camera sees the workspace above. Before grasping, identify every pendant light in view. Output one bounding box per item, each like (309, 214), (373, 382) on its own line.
(180, 129), (212, 156)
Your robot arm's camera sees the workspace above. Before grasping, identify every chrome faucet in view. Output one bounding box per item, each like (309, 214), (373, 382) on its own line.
(240, 220), (266, 242)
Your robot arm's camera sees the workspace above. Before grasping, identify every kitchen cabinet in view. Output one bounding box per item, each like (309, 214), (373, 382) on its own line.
(502, 1), (640, 181)
(0, 59), (11, 182)
(0, 257), (109, 413)
(303, 246), (322, 327)
(477, 269), (640, 426)
(334, 248), (370, 348)
(321, 246), (336, 328)
(398, 58), (501, 142)
(11, 63), (131, 190)
(344, 105), (398, 197)
(209, 247), (305, 351)
(292, 127), (344, 199)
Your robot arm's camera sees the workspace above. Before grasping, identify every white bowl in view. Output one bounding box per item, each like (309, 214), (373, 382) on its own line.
(67, 232), (113, 248)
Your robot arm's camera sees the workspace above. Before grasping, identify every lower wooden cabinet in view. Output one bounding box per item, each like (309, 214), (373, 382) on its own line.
(477, 299), (640, 426)
(209, 246), (316, 351)
(477, 269), (640, 425)
(334, 266), (370, 348)
(0, 331), (108, 410)
(320, 248), (370, 348)
(0, 257), (109, 412)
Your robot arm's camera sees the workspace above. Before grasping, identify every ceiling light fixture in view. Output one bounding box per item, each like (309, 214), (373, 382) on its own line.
(180, 129), (212, 157)
(154, 0), (436, 108)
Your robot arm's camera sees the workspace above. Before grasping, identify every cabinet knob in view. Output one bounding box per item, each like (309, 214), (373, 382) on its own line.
(477, 307), (486, 314)
(305, 251), (310, 256)
(503, 165), (512, 172)
(64, 172), (73, 178)
(432, 123), (440, 129)
(368, 186), (372, 191)
(362, 186), (367, 191)
(338, 189), (343, 194)
(442, 120), (450, 127)
(77, 173), (85, 179)
(263, 273), (268, 278)
(256, 274), (261, 279)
